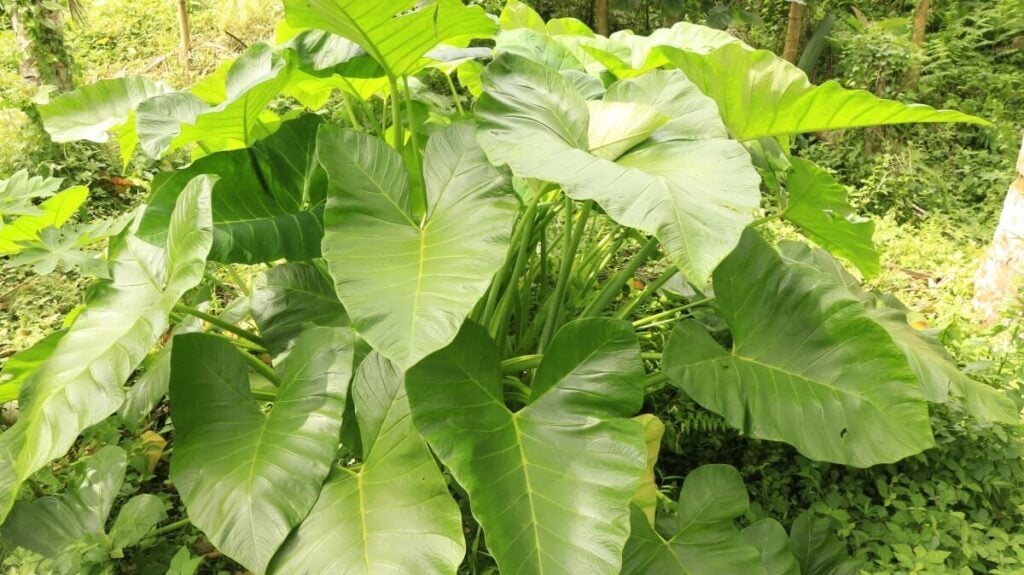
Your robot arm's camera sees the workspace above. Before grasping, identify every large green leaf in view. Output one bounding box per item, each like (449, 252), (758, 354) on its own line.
(779, 242), (1019, 425)
(869, 301), (1018, 425)
(0, 176), (213, 522)
(664, 229), (934, 467)
(0, 186), (88, 255)
(282, 0), (496, 77)
(268, 352), (464, 574)
(169, 326), (353, 574)
(475, 53), (760, 285)
(38, 77), (170, 144)
(658, 43), (987, 140)
(319, 123), (516, 370)
(783, 157), (878, 278)
(136, 44), (292, 158)
(0, 331), (65, 404)
(139, 115), (327, 263)
(406, 318), (647, 575)
(622, 464), (766, 574)
(250, 262), (348, 359)
(2, 446), (126, 558)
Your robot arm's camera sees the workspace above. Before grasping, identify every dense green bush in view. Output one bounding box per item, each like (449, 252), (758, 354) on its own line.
(1, 1), (1022, 574)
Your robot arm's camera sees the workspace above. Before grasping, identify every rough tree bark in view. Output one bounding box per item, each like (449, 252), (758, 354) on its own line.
(782, 0), (807, 63)
(973, 136), (1024, 326)
(593, 0), (610, 36)
(8, 0), (74, 92)
(908, 0), (929, 88)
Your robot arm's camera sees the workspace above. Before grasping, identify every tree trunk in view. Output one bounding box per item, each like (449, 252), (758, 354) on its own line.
(177, 0), (192, 83)
(973, 136), (1024, 326)
(594, 0), (610, 36)
(8, 6), (40, 86)
(782, 0), (806, 63)
(8, 0), (74, 92)
(907, 0), (929, 88)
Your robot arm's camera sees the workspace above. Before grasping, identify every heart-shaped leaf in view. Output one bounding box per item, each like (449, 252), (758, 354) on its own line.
(407, 318), (647, 575)
(139, 115), (328, 264)
(622, 464), (765, 574)
(319, 123), (517, 370)
(664, 229), (934, 466)
(169, 326), (354, 574)
(268, 352), (464, 574)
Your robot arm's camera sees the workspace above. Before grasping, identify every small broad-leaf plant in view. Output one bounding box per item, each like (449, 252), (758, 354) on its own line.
(0, 0), (1015, 573)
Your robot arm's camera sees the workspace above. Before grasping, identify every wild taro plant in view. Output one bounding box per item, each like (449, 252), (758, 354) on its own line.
(0, 0), (1017, 573)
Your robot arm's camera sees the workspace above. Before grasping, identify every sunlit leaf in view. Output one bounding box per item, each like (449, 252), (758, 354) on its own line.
(407, 318), (647, 575)
(319, 123), (516, 369)
(476, 54), (760, 285)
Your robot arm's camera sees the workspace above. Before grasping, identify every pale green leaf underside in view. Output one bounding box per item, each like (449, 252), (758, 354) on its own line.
(169, 327), (353, 574)
(0, 178), (214, 522)
(664, 229), (934, 467)
(0, 331), (65, 404)
(268, 352), (464, 574)
(38, 77), (171, 143)
(319, 123), (517, 370)
(407, 319), (647, 575)
(475, 54), (760, 285)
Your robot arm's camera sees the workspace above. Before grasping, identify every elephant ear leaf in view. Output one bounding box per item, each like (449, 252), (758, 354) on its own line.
(406, 318), (647, 575)
(139, 115), (328, 264)
(789, 512), (861, 575)
(319, 123), (517, 370)
(782, 158), (879, 278)
(37, 77), (171, 163)
(476, 53), (760, 285)
(622, 464), (767, 574)
(657, 42), (987, 140)
(136, 44), (292, 158)
(779, 241), (1019, 426)
(283, 0), (496, 77)
(268, 352), (465, 574)
(664, 228), (934, 467)
(0, 177), (214, 522)
(169, 326), (353, 574)
(2, 446), (126, 558)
